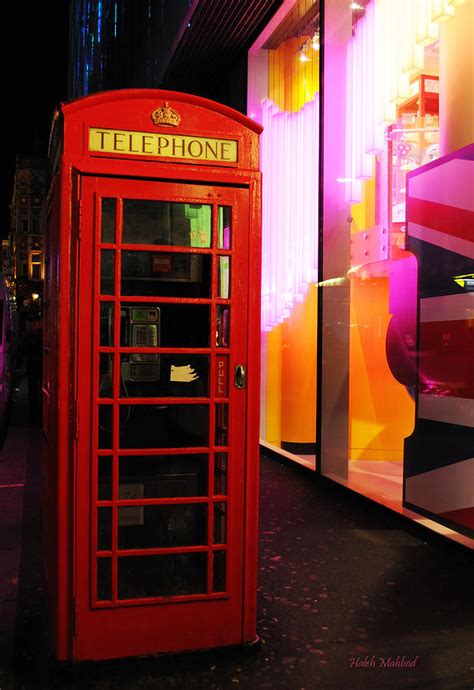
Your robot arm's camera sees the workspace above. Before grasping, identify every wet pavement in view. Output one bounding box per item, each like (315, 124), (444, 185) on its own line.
(1, 384), (473, 689)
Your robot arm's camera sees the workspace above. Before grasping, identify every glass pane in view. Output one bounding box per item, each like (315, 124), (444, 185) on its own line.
(215, 404), (228, 446)
(214, 452), (227, 495)
(212, 550), (226, 592)
(216, 306), (230, 348)
(119, 454), (209, 498)
(218, 257), (230, 299)
(218, 206), (231, 249)
(123, 200), (211, 248)
(250, 6), (320, 471)
(101, 198), (116, 243)
(120, 354), (209, 398)
(100, 302), (114, 346)
(97, 558), (112, 601)
(98, 405), (113, 449)
(100, 250), (115, 295)
(118, 504), (208, 549)
(99, 353), (113, 397)
(97, 507), (112, 550)
(213, 502), (227, 544)
(121, 251), (211, 297)
(120, 404), (209, 449)
(98, 457), (112, 500)
(118, 553), (207, 599)
(120, 303), (210, 348)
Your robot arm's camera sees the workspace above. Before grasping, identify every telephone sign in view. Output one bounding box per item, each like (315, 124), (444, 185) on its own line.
(43, 90), (262, 661)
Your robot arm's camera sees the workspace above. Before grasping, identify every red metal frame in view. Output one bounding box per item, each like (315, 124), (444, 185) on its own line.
(43, 90), (262, 661)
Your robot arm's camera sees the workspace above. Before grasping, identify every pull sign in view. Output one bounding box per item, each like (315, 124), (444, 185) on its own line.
(234, 364), (247, 389)
(215, 356), (229, 397)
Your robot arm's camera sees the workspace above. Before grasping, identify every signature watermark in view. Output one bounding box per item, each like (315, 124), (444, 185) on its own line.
(349, 655), (421, 669)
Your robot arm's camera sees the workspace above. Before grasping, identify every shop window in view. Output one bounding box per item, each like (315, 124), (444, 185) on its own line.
(319, 0), (472, 541)
(248, 0), (320, 470)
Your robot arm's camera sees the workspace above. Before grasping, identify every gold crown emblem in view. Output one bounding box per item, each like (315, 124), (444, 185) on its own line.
(151, 101), (181, 127)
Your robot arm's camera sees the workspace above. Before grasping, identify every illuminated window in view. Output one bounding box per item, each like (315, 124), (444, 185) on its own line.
(29, 250), (43, 281)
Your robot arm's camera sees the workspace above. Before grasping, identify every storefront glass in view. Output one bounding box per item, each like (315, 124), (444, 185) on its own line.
(320, 0), (473, 540)
(250, 0), (473, 542)
(248, 0), (321, 469)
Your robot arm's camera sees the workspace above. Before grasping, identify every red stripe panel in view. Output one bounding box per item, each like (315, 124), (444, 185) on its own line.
(409, 197), (474, 243)
(419, 320), (474, 399)
(439, 507), (474, 530)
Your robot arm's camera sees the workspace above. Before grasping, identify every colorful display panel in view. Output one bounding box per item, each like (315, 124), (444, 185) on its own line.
(404, 145), (474, 533)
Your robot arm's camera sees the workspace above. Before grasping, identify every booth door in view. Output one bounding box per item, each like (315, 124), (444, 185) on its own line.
(74, 176), (250, 660)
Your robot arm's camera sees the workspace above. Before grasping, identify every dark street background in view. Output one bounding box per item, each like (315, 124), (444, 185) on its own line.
(2, 2), (69, 235)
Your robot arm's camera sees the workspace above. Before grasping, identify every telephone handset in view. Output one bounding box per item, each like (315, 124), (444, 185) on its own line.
(120, 306), (160, 382)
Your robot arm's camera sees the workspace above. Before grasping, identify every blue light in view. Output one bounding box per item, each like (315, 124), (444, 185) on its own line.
(97, 0), (102, 43)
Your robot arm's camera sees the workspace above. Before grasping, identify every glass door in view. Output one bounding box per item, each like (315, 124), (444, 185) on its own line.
(74, 176), (250, 660)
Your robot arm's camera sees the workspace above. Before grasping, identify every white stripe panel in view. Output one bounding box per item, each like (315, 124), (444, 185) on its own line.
(405, 457), (474, 514)
(409, 159), (474, 212)
(419, 394), (474, 427)
(420, 292), (474, 322)
(409, 222), (474, 260)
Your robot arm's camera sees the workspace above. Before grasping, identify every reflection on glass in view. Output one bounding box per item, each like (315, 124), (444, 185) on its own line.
(100, 302), (114, 346)
(120, 354), (209, 398)
(120, 303), (210, 348)
(214, 452), (227, 495)
(218, 206), (231, 249)
(99, 353), (113, 397)
(212, 550), (226, 592)
(119, 404), (209, 449)
(118, 553), (207, 599)
(119, 454), (209, 498)
(215, 404), (228, 446)
(101, 198), (116, 243)
(121, 252), (211, 297)
(118, 504), (207, 549)
(100, 250), (115, 295)
(216, 306), (230, 347)
(98, 405), (113, 449)
(213, 502), (227, 544)
(123, 200), (211, 247)
(97, 558), (112, 600)
(218, 257), (230, 299)
(97, 507), (112, 550)
(98, 457), (112, 500)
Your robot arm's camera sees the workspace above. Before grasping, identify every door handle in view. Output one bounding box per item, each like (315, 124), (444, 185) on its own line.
(234, 364), (247, 389)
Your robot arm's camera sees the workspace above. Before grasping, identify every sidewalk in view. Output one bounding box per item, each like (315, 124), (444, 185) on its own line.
(0, 381), (35, 690)
(1, 388), (473, 689)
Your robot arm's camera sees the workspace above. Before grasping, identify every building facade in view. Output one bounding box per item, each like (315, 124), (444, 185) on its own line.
(10, 157), (48, 321)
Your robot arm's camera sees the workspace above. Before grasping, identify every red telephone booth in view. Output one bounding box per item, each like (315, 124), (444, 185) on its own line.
(43, 90), (261, 661)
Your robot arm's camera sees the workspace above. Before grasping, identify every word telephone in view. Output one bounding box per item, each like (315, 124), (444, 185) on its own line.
(120, 306), (160, 382)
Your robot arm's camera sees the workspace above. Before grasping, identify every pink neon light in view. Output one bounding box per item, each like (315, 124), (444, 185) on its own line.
(261, 98), (320, 331)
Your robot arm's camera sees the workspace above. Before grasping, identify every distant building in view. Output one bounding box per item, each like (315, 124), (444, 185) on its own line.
(10, 157), (48, 320)
(1, 238), (13, 279)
